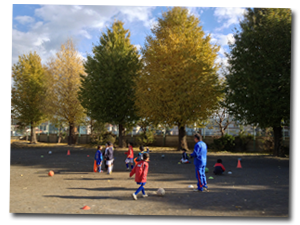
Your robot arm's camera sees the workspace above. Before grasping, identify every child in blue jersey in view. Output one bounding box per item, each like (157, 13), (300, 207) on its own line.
(190, 133), (208, 192)
(94, 145), (103, 173)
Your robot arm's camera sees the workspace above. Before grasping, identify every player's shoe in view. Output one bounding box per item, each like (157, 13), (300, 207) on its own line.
(126, 168), (129, 170)
(142, 194), (148, 198)
(132, 193), (137, 200)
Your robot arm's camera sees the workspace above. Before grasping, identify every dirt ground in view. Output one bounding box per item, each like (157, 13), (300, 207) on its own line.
(10, 143), (289, 217)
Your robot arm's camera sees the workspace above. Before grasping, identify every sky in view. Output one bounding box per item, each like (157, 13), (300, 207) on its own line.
(12, 4), (245, 69)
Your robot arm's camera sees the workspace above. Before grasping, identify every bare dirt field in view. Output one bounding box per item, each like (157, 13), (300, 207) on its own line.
(10, 142), (289, 217)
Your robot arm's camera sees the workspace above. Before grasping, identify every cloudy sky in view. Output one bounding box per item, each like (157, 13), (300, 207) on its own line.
(12, 4), (245, 67)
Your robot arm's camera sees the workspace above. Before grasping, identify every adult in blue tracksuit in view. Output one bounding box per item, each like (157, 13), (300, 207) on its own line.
(190, 133), (208, 192)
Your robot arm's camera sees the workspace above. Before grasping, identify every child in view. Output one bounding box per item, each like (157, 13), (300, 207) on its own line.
(94, 145), (103, 172)
(130, 153), (149, 200)
(134, 146), (147, 164)
(125, 142), (134, 170)
(103, 143), (109, 171)
(104, 142), (114, 175)
(179, 148), (190, 164)
(213, 159), (226, 175)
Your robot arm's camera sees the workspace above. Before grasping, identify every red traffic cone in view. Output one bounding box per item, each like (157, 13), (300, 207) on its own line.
(237, 159), (242, 168)
(81, 205), (90, 210)
(67, 150), (70, 155)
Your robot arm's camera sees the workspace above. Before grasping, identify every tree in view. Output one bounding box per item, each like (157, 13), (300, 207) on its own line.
(212, 99), (233, 137)
(135, 7), (222, 150)
(11, 52), (47, 144)
(225, 8), (291, 156)
(78, 21), (141, 147)
(46, 39), (86, 145)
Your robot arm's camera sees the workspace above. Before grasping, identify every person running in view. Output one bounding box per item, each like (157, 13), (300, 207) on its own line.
(130, 153), (150, 200)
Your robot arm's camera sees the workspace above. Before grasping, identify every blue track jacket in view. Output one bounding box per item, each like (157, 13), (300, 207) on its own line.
(94, 150), (103, 165)
(190, 141), (207, 167)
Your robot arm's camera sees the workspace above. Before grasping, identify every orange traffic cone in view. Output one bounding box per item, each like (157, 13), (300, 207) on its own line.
(237, 159), (242, 168)
(81, 205), (90, 210)
(67, 150), (70, 155)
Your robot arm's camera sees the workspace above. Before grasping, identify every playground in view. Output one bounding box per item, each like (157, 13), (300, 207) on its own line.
(10, 142), (289, 217)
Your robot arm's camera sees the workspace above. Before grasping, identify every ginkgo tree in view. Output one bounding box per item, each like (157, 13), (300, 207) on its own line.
(11, 52), (47, 143)
(46, 39), (86, 145)
(135, 7), (222, 150)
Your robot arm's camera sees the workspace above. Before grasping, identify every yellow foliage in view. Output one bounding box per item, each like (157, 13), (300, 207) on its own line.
(45, 39), (86, 126)
(135, 7), (222, 127)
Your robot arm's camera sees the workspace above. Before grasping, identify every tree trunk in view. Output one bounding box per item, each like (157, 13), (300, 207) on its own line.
(221, 128), (225, 137)
(273, 126), (282, 157)
(118, 124), (125, 148)
(178, 124), (188, 151)
(58, 126), (62, 143)
(68, 123), (75, 145)
(30, 124), (37, 144)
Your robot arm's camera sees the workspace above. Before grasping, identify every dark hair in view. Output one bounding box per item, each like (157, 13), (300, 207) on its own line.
(143, 153), (149, 161)
(107, 141), (112, 146)
(194, 133), (202, 141)
(129, 142), (133, 146)
(139, 146), (144, 151)
(97, 145), (101, 150)
(217, 159), (222, 163)
(181, 148), (187, 152)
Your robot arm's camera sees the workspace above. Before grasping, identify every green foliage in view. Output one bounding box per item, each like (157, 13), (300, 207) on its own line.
(236, 128), (254, 151)
(90, 131), (116, 146)
(136, 129), (155, 146)
(213, 134), (235, 151)
(261, 128), (274, 152)
(225, 8), (291, 156)
(225, 8), (291, 127)
(78, 21), (141, 133)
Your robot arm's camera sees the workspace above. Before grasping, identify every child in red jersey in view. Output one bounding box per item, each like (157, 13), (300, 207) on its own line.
(130, 153), (149, 200)
(125, 142), (134, 170)
(213, 159), (226, 175)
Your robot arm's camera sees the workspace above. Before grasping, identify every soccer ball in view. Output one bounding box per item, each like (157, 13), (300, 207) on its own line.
(157, 188), (165, 196)
(48, 170), (54, 177)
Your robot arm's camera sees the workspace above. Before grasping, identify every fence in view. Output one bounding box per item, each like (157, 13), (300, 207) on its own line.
(13, 132), (290, 153)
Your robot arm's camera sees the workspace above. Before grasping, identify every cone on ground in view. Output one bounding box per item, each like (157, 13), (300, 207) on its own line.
(237, 159), (242, 168)
(81, 205), (90, 210)
(67, 150), (70, 155)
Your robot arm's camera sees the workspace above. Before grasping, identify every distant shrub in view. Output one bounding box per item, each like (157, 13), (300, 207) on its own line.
(236, 131), (253, 151)
(136, 130), (155, 146)
(213, 134), (235, 151)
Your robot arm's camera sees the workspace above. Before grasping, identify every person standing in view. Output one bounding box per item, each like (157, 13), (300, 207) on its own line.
(104, 142), (114, 175)
(190, 133), (208, 192)
(125, 142), (134, 170)
(94, 145), (103, 172)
